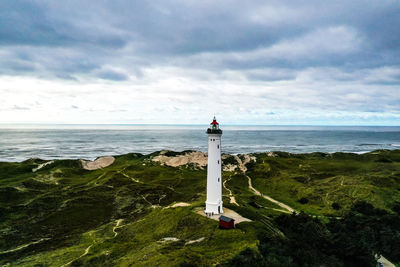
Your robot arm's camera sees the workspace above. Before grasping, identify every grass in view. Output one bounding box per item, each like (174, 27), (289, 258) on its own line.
(11, 207), (258, 266)
(1, 149), (400, 265)
(246, 150), (400, 216)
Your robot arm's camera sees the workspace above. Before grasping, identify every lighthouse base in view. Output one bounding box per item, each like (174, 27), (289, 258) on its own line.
(204, 200), (223, 215)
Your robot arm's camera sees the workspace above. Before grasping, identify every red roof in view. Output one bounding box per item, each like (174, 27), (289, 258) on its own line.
(211, 117), (219, 125)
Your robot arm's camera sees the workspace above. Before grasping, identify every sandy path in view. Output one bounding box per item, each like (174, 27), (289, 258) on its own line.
(377, 255), (395, 267)
(118, 170), (141, 183)
(247, 175), (296, 213)
(234, 154), (256, 173)
(112, 219), (124, 237)
(233, 154), (295, 213)
(32, 161), (54, 172)
(0, 238), (50, 255)
(61, 245), (93, 267)
(223, 178), (239, 206)
(185, 237), (205, 245)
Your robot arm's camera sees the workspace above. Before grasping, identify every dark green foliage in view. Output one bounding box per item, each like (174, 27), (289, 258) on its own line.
(222, 155), (237, 165)
(392, 202), (400, 214)
(228, 202), (400, 266)
(293, 175), (310, 183)
(332, 202), (341, 210)
(1, 150), (400, 266)
(375, 157), (393, 163)
(246, 150), (400, 215)
(298, 197), (309, 204)
(0, 153), (209, 265)
(227, 247), (263, 266)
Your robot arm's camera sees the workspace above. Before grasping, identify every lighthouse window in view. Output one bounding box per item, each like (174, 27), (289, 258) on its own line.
(218, 178), (220, 182)
(217, 145), (219, 149)
(218, 160), (220, 164)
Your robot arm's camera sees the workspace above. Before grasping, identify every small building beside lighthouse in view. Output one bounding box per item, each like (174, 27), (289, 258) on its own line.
(205, 116), (223, 215)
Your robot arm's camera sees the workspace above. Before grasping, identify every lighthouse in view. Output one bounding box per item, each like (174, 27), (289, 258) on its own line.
(205, 116), (223, 215)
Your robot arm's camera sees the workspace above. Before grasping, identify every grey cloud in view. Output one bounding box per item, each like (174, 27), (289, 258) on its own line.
(0, 0), (399, 120)
(245, 69), (297, 82)
(0, 1), (400, 68)
(97, 70), (128, 81)
(1, 1), (399, 74)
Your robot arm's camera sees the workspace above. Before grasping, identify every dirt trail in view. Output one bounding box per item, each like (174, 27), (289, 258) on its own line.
(233, 154), (295, 214)
(61, 245), (93, 267)
(266, 207), (292, 214)
(118, 170), (141, 183)
(185, 237), (205, 245)
(112, 219), (123, 237)
(247, 175), (295, 213)
(233, 155), (255, 173)
(223, 178), (239, 206)
(32, 161), (54, 172)
(0, 238), (50, 255)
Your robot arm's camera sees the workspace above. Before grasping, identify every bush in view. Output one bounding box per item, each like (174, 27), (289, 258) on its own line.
(298, 197), (309, 204)
(226, 202), (400, 266)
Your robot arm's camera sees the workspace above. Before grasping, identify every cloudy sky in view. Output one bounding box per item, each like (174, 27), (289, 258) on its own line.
(0, 0), (399, 125)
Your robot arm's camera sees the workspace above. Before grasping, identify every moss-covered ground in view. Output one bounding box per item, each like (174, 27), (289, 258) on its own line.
(246, 150), (400, 216)
(0, 150), (399, 266)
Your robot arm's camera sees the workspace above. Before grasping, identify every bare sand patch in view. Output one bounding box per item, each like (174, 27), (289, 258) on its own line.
(152, 151), (207, 168)
(223, 164), (237, 172)
(195, 207), (251, 224)
(80, 156), (115, 170)
(234, 154), (256, 173)
(170, 202), (191, 208)
(158, 237), (179, 243)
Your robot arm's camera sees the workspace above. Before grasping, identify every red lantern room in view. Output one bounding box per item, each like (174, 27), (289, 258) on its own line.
(207, 116), (222, 134)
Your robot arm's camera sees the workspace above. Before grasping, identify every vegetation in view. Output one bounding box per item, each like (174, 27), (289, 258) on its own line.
(0, 150), (399, 266)
(228, 202), (400, 266)
(246, 150), (400, 216)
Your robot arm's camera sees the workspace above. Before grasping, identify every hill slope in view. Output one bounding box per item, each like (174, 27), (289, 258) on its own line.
(1, 150), (400, 266)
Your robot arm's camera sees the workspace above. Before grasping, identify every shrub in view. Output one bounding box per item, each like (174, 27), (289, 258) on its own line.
(298, 197), (309, 204)
(332, 202), (341, 210)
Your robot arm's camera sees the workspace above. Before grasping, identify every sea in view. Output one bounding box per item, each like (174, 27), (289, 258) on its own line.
(0, 124), (399, 162)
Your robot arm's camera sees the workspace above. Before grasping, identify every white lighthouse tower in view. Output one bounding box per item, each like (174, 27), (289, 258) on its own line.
(205, 116), (223, 215)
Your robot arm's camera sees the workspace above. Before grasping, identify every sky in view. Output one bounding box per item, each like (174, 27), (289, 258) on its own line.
(0, 0), (399, 125)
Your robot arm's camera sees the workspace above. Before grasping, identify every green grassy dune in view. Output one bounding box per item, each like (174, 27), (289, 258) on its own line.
(0, 150), (399, 266)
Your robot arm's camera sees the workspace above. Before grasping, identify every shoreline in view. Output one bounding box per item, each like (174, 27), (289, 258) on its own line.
(1, 148), (399, 163)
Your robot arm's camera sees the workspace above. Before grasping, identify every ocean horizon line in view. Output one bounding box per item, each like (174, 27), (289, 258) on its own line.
(1, 126), (399, 162)
(1, 123), (400, 128)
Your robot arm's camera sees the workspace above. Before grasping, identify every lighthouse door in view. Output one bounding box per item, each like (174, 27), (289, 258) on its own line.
(218, 206), (220, 213)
